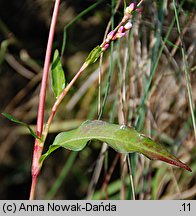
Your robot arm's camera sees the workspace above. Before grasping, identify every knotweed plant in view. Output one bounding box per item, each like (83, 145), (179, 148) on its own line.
(1, 0), (192, 200)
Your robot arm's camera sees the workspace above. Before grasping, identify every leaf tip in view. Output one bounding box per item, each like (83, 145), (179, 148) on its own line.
(145, 150), (192, 172)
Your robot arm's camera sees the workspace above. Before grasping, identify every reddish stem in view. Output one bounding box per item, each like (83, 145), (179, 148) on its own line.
(37, 0), (60, 136)
(30, 0), (61, 200)
(29, 177), (37, 200)
(29, 169), (38, 200)
(46, 63), (88, 129)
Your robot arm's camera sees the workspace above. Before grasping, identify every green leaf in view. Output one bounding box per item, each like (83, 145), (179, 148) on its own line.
(40, 120), (192, 172)
(51, 50), (66, 99)
(1, 112), (40, 140)
(85, 46), (102, 66)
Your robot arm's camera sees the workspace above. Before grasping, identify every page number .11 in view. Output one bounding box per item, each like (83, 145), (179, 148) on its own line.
(180, 203), (191, 212)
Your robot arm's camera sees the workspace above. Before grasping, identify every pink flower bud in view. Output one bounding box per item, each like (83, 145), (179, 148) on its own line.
(115, 32), (126, 39)
(118, 26), (125, 33)
(105, 30), (115, 43)
(102, 43), (110, 51)
(108, 31), (115, 39)
(129, 3), (135, 11)
(124, 21), (132, 30)
(125, 3), (135, 14)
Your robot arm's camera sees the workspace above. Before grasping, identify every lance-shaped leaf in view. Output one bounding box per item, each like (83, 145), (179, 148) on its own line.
(84, 45), (102, 66)
(40, 120), (192, 172)
(51, 49), (66, 99)
(1, 112), (40, 140)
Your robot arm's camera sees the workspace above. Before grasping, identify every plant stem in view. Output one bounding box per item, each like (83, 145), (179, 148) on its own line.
(45, 62), (88, 134)
(37, 0), (60, 136)
(29, 175), (38, 200)
(30, 62), (87, 200)
(30, 0), (61, 200)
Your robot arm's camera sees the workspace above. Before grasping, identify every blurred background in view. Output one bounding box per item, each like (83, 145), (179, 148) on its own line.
(0, 0), (195, 199)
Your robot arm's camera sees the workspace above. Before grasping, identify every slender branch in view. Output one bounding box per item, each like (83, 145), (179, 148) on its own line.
(137, 0), (145, 7)
(29, 0), (61, 200)
(44, 62), (88, 136)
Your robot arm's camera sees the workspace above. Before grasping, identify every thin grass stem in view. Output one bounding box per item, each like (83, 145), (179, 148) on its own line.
(173, 0), (196, 140)
(127, 154), (136, 200)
